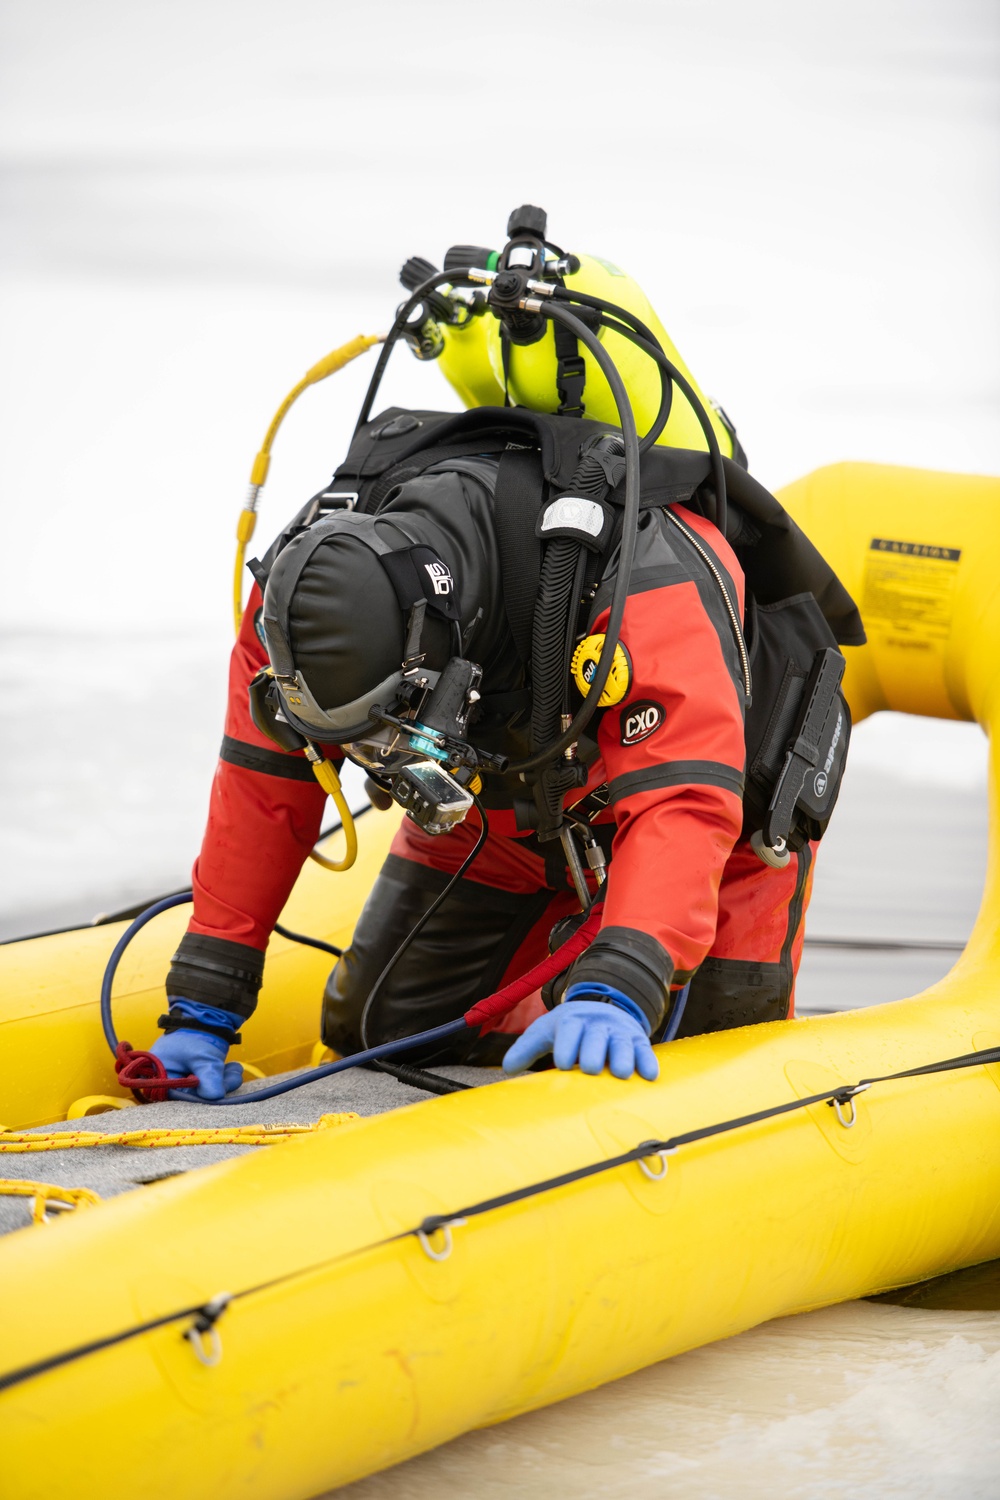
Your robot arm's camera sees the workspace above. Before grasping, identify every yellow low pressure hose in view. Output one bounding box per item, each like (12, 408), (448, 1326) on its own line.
(233, 332), (384, 636)
(232, 333), (383, 874)
(304, 745), (359, 872)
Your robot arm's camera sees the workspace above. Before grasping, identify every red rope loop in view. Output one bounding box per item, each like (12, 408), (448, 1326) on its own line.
(463, 907), (603, 1034)
(114, 1040), (199, 1104)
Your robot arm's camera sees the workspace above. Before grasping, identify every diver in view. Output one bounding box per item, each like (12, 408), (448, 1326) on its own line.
(151, 207), (863, 1099)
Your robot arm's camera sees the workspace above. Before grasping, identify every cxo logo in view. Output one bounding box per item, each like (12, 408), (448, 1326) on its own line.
(620, 700), (665, 746)
(813, 770), (829, 798)
(423, 560), (453, 596)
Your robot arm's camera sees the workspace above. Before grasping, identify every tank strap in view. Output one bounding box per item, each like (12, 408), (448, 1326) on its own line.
(554, 317), (586, 417)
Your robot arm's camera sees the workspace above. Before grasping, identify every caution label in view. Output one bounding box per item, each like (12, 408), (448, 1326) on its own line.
(862, 537), (961, 644)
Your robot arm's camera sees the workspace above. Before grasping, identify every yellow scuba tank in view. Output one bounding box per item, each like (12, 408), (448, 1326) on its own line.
(437, 316), (508, 408)
(435, 252), (734, 456)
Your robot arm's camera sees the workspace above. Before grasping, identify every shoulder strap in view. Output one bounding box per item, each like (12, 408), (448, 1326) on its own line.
(493, 448), (545, 670)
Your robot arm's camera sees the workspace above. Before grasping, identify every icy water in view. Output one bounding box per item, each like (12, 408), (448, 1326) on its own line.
(2, 1), (999, 1494)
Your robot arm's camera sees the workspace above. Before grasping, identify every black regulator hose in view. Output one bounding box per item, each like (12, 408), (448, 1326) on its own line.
(353, 262), (715, 770)
(355, 263), (480, 432)
(507, 300), (642, 775)
(549, 287), (675, 453)
(555, 287), (728, 537)
(530, 536), (583, 771)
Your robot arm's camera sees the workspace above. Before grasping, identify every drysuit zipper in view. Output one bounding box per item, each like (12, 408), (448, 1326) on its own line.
(663, 508), (753, 705)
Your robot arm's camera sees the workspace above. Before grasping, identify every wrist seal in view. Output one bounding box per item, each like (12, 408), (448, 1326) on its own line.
(563, 926), (674, 1032)
(167, 933), (265, 1019)
(157, 1010), (242, 1046)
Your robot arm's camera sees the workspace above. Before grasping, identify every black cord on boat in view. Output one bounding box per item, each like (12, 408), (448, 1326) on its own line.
(4, 1041), (998, 1396)
(368, 1059), (471, 1095)
(360, 797), (491, 1053)
(413, 1042), (1000, 1234)
(273, 923), (341, 958)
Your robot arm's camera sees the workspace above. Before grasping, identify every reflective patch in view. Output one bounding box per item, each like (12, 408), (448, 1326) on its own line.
(540, 495), (605, 537)
(620, 701), (665, 746)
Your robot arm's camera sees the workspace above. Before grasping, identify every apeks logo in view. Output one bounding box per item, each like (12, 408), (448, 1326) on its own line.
(620, 701), (665, 746)
(423, 560), (453, 597)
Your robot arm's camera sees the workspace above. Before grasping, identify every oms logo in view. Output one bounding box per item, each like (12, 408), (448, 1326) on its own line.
(620, 701), (665, 746)
(423, 560), (453, 596)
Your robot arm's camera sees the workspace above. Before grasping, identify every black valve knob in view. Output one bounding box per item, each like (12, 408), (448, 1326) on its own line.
(506, 204), (547, 240)
(444, 244), (496, 278)
(399, 256), (438, 293)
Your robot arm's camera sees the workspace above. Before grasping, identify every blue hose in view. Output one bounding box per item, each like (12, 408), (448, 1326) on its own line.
(167, 1019), (471, 1104)
(99, 891), (194, 1052)
(663, 982), (690, 1043)
(100, 895), (684, 1105)
(98, 891), (470, 1103)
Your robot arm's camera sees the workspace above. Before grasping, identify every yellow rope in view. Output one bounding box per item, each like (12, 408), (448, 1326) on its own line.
(0, 1113), (359, 1153)
(0, 1179), (102, 1225)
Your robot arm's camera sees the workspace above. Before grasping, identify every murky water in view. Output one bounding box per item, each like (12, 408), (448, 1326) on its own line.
(333, 1298), (1000, 1500)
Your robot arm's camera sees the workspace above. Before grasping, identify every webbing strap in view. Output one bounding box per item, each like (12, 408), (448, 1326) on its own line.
(492, 448), (545, 669)
(415, 1044), (1000, 1234)
(2, 1044), (996, 1395)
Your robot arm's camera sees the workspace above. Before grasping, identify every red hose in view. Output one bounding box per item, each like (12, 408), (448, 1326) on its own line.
(463, 907), (602, 1034)
(114, 907), (600, 1104)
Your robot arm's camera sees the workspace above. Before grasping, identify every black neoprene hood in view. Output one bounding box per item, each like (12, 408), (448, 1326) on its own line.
(288, 534), (405, 711)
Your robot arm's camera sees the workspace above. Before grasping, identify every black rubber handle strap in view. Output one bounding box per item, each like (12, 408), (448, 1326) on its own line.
(764, 648), (845, 847)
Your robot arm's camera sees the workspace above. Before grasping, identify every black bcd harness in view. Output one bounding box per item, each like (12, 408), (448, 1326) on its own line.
(265, 405), (865, 860)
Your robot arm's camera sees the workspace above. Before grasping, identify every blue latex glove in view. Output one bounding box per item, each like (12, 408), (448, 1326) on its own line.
(150, 1000), (245, 1100)
(503, 991), (659, 1082)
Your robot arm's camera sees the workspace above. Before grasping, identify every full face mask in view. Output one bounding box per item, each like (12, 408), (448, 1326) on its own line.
(247, 510), (506, 834)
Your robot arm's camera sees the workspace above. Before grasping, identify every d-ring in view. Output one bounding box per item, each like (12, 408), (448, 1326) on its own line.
(638, 1148), (674, 1181)
(417, 1218), (466, 1262)
(831, 1096), (857, 1129)
(185, 1324), (223, 1367)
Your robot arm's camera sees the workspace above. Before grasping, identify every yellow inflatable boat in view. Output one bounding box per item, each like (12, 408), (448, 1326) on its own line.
(1, 460), (999, 1498)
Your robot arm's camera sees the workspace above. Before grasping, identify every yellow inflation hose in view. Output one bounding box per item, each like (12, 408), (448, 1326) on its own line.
(232, 332), (384, 636)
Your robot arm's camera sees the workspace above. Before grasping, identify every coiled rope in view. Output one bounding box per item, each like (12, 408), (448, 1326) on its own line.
(0, 1115), (360, 1227)
(0, 1180), (102, 1226)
